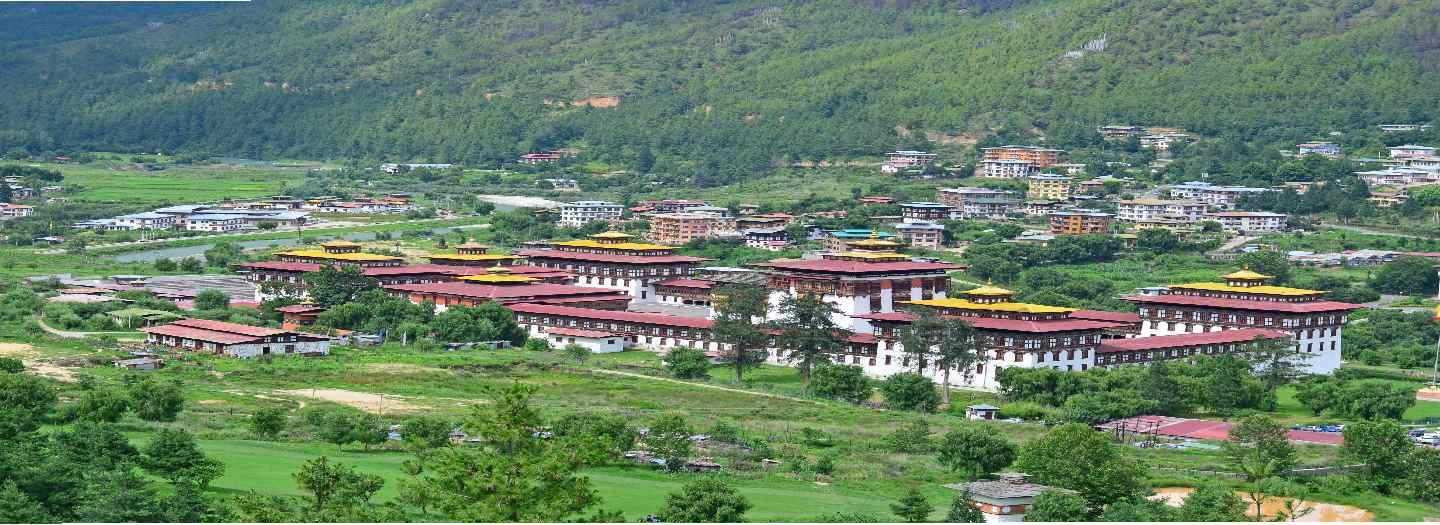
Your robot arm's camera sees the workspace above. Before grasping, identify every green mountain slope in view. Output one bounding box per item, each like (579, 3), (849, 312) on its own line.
(2, 0), (1438, 182)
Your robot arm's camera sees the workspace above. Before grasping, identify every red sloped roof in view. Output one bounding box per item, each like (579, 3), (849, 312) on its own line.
(655, 278), (715, 289)
(172, 318), (286, 337)
(517, 249), (705, 264)
(236, 261), (324, 272)
(544, 327), (621, 338)
(1099, 328), (1290, 353)
(755, 259), (961, 274)
(383, 282), (618, 300)
(275, 304), (326, 314)
(1071, 310), (1142, 323)
(141, 324), (260, 344)
(363, 264), (489, 277)
(507, 303), (714, 329)
(853, 311), (1128, 333)
(528, 294), (632, 305)
(1122, 294), (1362, 313)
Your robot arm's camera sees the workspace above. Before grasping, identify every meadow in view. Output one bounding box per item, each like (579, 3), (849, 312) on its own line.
(3, 160), (305, 204)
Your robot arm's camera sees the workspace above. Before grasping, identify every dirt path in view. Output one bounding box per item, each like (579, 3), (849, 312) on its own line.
(589, 368), (825, 405)
(0, 343), (78, 382)
(37, 318), (144, 340)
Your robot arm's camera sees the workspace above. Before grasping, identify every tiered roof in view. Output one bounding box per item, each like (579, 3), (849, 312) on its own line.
(1125, 268), (1360, 312)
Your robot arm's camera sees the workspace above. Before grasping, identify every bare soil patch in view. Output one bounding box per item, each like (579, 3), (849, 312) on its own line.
(1152, 487), (1373, 522)
(277, 388), (420, 414)
(0, 343), (78, 382)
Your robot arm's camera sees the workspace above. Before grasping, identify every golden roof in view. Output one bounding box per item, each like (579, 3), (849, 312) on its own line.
(458, 274), (537, 284)
(428, 253), (522, 261)
(846, 238), (902, 248)
(550, 239), (674, 251)
(828, 251), (911, 261)
(1222, 269), (1272, 280)
(590, 231), (634, 239)
(1168, 282), (1322, 296)
(454, 241), (490, 249)
(320, 240), (361, 248)
(277, 249), (400, 262)
(963, 284), (1016, 296)
(907, 298), (1075, 314)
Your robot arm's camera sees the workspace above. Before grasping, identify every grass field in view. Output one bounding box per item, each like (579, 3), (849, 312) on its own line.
(2, 160), (305, 204)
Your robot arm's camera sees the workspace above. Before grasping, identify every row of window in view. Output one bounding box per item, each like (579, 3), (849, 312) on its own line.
(1141, 308), (1342, 327)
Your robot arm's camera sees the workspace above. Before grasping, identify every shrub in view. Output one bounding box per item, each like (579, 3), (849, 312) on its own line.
(664, 346), (710, 379)
(880, 373), (939, 412)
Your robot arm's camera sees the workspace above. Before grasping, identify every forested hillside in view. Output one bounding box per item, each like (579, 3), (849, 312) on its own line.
(3, 0), (1439, 183)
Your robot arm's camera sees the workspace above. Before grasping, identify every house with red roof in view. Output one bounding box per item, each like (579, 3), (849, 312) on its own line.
(140, 318), (330, 358)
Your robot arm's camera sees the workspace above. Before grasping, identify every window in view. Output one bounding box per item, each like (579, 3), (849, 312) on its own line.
(885, 355), (892, 366)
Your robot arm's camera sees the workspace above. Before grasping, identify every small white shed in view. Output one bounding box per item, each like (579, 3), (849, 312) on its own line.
(545, 327), (625, 353)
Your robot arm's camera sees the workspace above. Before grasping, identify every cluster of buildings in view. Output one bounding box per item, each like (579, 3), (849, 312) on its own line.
(881, 150), (938, 174)
(1355, 145), (1440, 189)
(976, 145), (1065, 179)
(1096, 125), (1193, 151)
(517, 149), (580, 165)
(75, 195), (418, 232)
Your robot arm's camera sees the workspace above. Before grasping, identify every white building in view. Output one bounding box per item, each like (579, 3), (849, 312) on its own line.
(1169, 182), (1271, 208)
(1380, 124), (1432, 133)
(893, 219), (946, 249)
(558, 201), (624, 228)
(184, 214), (251, 232)
(140, 318), (330, 358)
(1296, 142), (1341, 157)
(882, 150), (937, 173)
(1390, 145), (1438, 160)
(1115, 199), (1206, 222)
(542, 327), (625, 353)
(977, 159), (1036, 179)
(113, 212), (176, 230)
(1206, 211), (1288, 233)
(1050, 163), (1087, 175)
(0, 203), (34, 219)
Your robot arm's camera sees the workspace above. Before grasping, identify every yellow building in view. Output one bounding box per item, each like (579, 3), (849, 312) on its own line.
(1026, 174), (1073, 201)
(275, 240), (404, 267)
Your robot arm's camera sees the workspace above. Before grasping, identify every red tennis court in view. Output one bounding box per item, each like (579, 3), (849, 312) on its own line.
(1097, 415), (1343, 445)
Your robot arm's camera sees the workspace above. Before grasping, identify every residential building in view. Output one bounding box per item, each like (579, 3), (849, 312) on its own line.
(754, 236), (961, 332)
(0, 203), (34, 219)
(380, 163), (453, 173)
(637, 199), (710, 214)
(1116, 199), (1206, 223)
(1380, 124), (1432, 133)
(275, 304), (326, 331)
(1368, 190), (1408, 208)
(140, 318), (330, 358)
(1026, 174), (1072, 200)
(1390, 145), (1438, 160)
(981, 145), (1063, 168)
(542, 327), (626, 354)
(882, 150), (937, 173)
(741, 227), (792, 251)
(893, 219), (945, 249)
(1051, 162), (1087, 175)
(1206, 211), (1288, 233)
(963, 197), (1021, 220)
(648, 212), (735, 245)
(1169, 182), (1272, 208)
(978, 158), (1037, 179)
(1048, 211), (1112, 235)
(937, 187), (1013, 208)
(113, 212), (176, 230)
(1097, 125), (1146, 139)
(1296, 142), (1341, 157)
(1140, 133), (1190, 150)
(518, 151), (565, 164)
(899, 202), (954, 221)
(1132, 216), (1199, 233)
(183, 214), (250, 232)
(558, 200), (624, 228)
(1355, 167), (1437, 186)
(1123, 269), (1363, 374)
(517, 232), (704, 302)
(1407, 156), (1440, 173)
(1020, 200), (1062, 217)
(859, 195), (896, 205)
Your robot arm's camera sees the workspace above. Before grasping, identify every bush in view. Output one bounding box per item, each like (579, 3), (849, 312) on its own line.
(880, 373), (939, 412)
(664, 346), (710, 379)
(811, 363), (872, 403)
(0, 357), (23, 373)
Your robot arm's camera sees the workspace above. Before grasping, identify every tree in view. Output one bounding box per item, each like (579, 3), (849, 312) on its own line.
(1014, 424), (1146, 508)
(886, 419), (934, 453)
(317, 412), (359, 450)
(560, 343), (590, 364)
(1025, 491), (1089, 521)
(773, 293), (845, 386)
(404, 384), (616, 522)
(140, 428), (226, 488)
(1405, 447), (1440, 503)
(937, 426), (1017, 480)
(664, 346), (711, 379)
(178, 257), (202, 273)
(1177, 484), (1247, 522)
(126, 377), (185, 422)
(0, 372), (55, 434)
(153, 258), (177, 272)
(292, 456), (384, 515)
(944, 494), (985, 523)
(646, 413), (693, 471)
(193, 288), (230, 310)
(304, 265), (379, 307)
(250, 406), (288, 438)
(1341, 420), (1413, 493)
(1245, 336), (1313, 393)
(1235, 252), (1293, 284)
(1136, 228), (1180, 252)
(889, 489), (933, 523)
(899, 307), (981, 404)
(880, 373), (940, 413)
(811, 363), (872, 403)
(353, 413), (388, 451)
(402, 415), (454, 451)
(1226, 415), (1297, 477)
(710, 284), (771, 383)
(551, 411), (637, 464)
(655, 478), (752, 523)
(0, 481), (50, 524)
(1100, 497), (1177, 521)
(76, 387), (130, 423)
(1371, 256), (1439, 296)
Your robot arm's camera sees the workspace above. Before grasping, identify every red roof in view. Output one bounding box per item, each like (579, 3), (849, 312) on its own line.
(1071, 310), (1142, 323)
(275, 304), (326, 314)
(1122, 294), (1362, 313)
(236, 261), (324, 272)
(172, 318), (286, 337)
(756, 259), (961, 274)
(527, 294), (632, 305)
(853, 311), (1130, 333)
(1099, 329), (1289, 353)
(518, 249), (705, 265)
(507, 303), (714, 329)
(544, 327), (621, 338)
(655, 278), (715, 289)
(142, 324), (260, 344)
(362, 264), (488, 277)
(384, 282), (619, 301)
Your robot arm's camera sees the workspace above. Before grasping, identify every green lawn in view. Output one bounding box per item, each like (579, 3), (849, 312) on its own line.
(4, 160), (304, 204)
